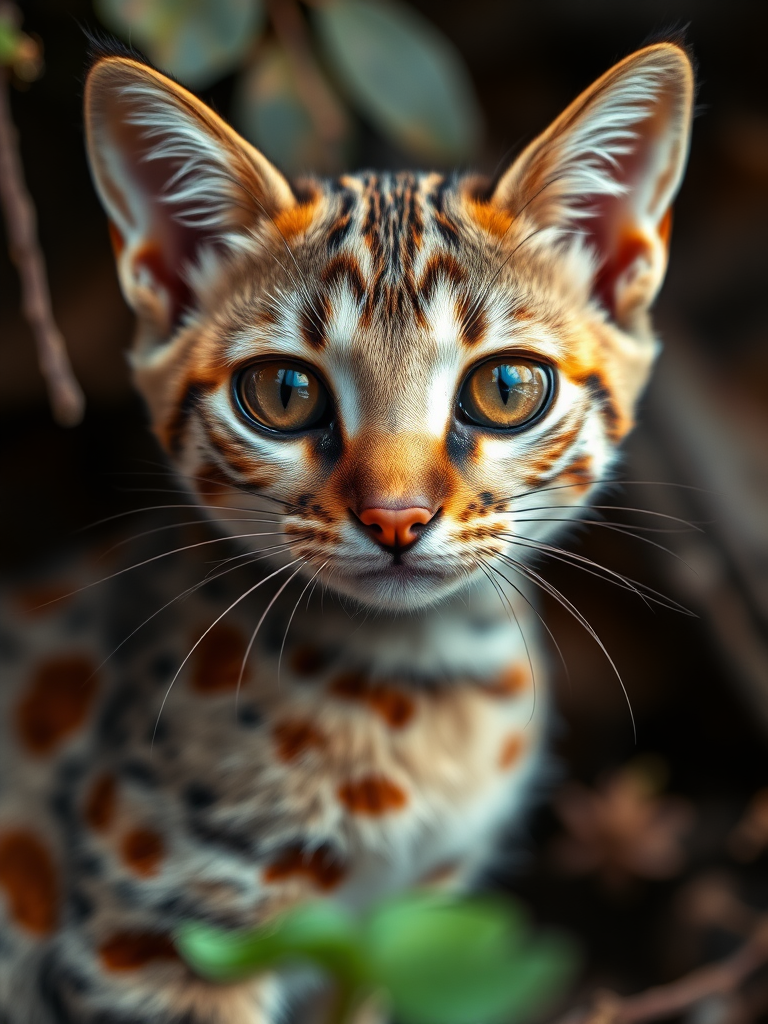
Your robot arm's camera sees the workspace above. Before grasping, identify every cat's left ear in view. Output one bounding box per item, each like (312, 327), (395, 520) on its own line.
(490, 43), (694, 325)
(84, 55), (297, 337)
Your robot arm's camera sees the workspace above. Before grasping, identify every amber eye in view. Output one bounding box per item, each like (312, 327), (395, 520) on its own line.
(237, 362), (329, 432)
(458, 358), (552, 430)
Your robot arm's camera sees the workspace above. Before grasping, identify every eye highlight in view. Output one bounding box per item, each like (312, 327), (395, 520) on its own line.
(458, 358), (552, 430)
(236, 362), (330, 433)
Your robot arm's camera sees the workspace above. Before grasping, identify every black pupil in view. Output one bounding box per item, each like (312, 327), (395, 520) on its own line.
(278, 369), (304, 409)
(495, 364), (518, 405)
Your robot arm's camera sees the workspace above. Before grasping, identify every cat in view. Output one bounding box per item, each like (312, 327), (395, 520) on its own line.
(0, 40), (693, 1024)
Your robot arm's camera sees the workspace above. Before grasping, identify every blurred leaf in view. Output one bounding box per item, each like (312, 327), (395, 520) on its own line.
(364, 894), (574, 1024)
(95, 0), (265, 89)
(313, 0), (482, 162)
(234, 42), (352, 174)
(176, 901), (362, 983)
(0, 21), (20, 65)
(176, 893), (577, 1024)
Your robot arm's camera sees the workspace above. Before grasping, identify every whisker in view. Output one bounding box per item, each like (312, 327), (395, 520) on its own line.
(496, 551), (636, 742)
(496, 476), (714, 506)
(101, 518), (287, 555)
(476, 559), (538, 724)
(484, 557), (570, 688)
(151, 557), (303, 746)
(39, 532), (294, 608)
(235, 561), (308, 707)
(90, 542), (293, 677)
(504, 503), (704, 530)
(511, 516), (699, 571)
(278, 561), (330, 685)
(79, 502), (285, 533)
(501, 532), (693, 615)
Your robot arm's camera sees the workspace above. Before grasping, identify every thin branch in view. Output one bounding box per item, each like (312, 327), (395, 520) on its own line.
(556, 922), (768, 1024)
(0, 42), (84, 426)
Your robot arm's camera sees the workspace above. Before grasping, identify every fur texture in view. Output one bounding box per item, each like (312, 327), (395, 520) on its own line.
(0, 43), (693, 1023)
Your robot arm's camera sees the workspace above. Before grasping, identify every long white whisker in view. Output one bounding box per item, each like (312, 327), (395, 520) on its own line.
(278, 561), (330, 684)
(151, 558), (303, 746)
(91, 543), (293, 677)
(235, 562), (307, 708)
(497, 551), (636, 742)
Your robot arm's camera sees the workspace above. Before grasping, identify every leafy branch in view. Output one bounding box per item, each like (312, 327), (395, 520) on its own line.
(175, 892), (576, 1024)
(95, 0), (483, 174)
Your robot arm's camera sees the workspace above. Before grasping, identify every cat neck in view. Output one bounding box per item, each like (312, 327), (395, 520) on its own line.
(279, 573), (537, 687)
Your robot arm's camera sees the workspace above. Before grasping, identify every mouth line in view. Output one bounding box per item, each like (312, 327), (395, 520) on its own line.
(340, 564), (458, 583)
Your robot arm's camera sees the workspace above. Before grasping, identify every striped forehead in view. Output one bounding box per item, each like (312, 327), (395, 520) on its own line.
(212, 172), (604, 436)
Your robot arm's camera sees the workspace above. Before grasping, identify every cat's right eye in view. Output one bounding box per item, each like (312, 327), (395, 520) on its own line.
(458, 358), (553, 430)
(236, 362), (330, 433)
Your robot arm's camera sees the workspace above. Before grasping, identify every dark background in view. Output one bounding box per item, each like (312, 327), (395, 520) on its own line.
(2, 0), (768, 1011)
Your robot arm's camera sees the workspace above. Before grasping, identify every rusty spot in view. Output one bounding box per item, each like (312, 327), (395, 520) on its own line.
(499, 734), (525, 769)
(99, 931), (178, 971)
(121, 827), (165, 877)
(272, 720), (325, 762)
(483, 665), (529, 698)
(0, 829), (59, 935)
(338, 776), (408, 815)
(190, 623), (249, 694)
(16, 654), (99, 755)
(368, 687), (416, 728)
(330, 673), (416, 729)
(84, 773), (118, 832)
(263, 843), (346, 890)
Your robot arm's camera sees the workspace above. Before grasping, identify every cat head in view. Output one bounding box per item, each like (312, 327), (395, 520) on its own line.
(84, 43), (693, 612)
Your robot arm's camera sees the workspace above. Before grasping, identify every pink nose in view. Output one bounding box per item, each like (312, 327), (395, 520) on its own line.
(358, 507), (435, 550)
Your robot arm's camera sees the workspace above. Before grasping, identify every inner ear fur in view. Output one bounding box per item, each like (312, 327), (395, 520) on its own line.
(490, 43), (694, 327)
(84, 55), (296, 336)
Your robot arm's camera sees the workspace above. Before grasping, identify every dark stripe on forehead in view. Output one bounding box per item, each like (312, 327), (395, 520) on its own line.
(322, 253), (366, 302)
(456, 294), (488, 347)
(418, 253), (467, 306)
(327, 189), (356, 254)
(300, 294), (331, 351)
(426, 177), (460, 248)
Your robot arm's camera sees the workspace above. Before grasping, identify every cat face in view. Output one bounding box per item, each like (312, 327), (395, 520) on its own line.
(84, 45), (693, 611)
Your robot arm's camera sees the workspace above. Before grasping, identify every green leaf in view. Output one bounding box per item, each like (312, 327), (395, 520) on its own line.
(313, 0), (482, 162)
(364, 895), (575, 1024)
(95, 0), (265, 89)
(175, 902), (363, 984)
(234, 42), (352, 174)
(175, 920), (286, 982)
(0, 20), (20, 65)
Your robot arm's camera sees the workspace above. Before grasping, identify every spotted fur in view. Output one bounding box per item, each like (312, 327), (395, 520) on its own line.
(0, 43), (693, 1023)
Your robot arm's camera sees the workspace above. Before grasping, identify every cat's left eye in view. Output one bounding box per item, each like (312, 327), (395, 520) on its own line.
(458, 358), (552, 430)
(236, 362), (330, 433)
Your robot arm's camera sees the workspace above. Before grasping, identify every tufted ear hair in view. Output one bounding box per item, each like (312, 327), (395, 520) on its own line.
(84, 55), (296, 338)
(490, 43), (694, 327)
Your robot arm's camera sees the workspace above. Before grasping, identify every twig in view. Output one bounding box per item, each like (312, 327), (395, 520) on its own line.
(555, 922), (768, 1024)
(0, 62), (85, 425)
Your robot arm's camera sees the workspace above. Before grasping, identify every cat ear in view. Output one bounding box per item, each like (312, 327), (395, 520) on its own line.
(490, 43), (694, 325)
(84, 55), (296, 335)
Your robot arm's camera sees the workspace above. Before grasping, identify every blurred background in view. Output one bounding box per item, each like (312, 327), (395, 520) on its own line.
(1, 0), (768, 1017)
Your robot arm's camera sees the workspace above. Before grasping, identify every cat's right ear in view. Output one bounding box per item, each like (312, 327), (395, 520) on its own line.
(84, 55), (296, 336)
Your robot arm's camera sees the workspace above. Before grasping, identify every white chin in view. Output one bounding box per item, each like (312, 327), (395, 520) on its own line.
(327, 565), (472, 613)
